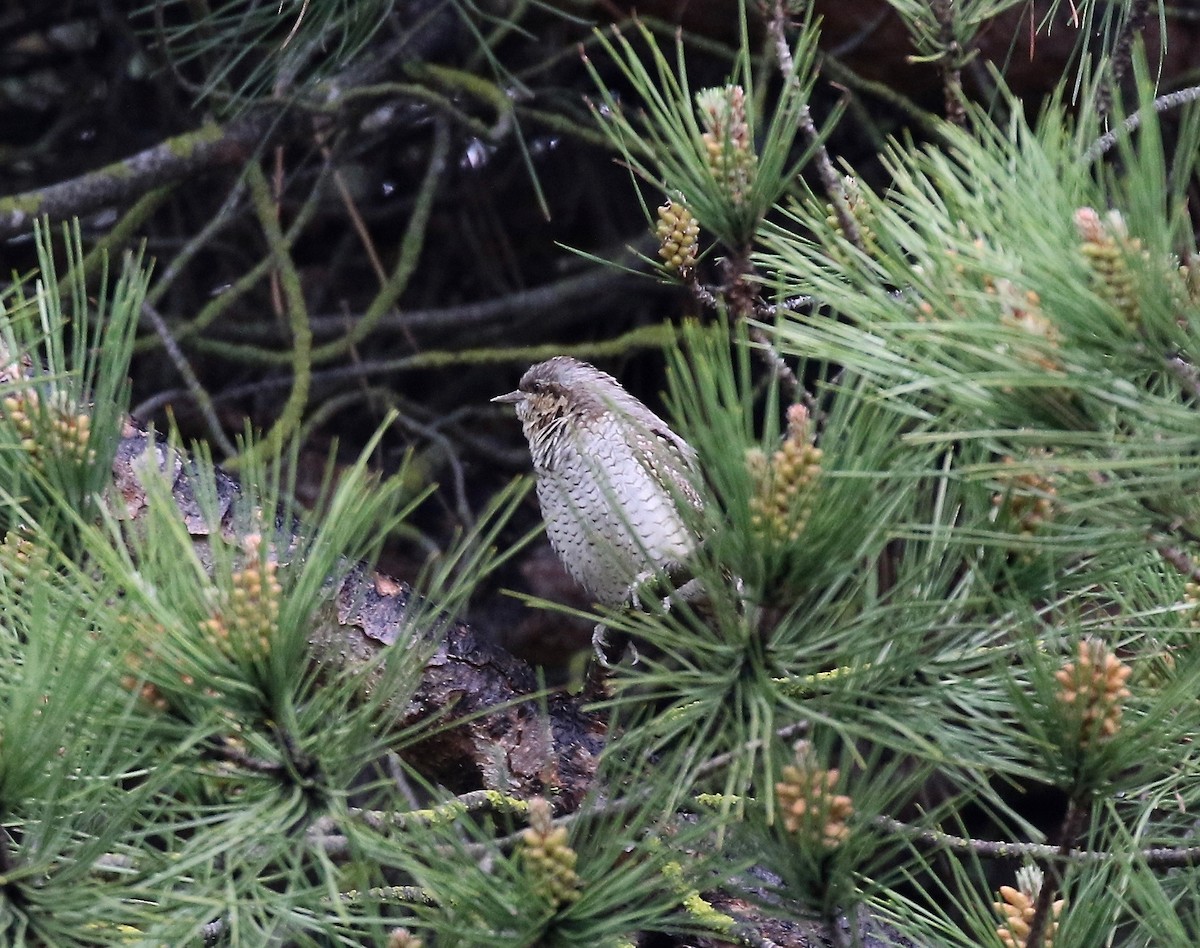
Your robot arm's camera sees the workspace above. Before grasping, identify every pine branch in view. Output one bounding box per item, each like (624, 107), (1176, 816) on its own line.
(0, 16), (457, 241)
(1084, 84), (1200, 162)
(766, 0), (864, 254)
(874, 814), (1200, 868)
(0, 110), (289, 240)
(1096, 0), (1152, 121)
(110, 420), (605, 804)
(1154, 543), (1200, 584)
(930, 0), (967, 126)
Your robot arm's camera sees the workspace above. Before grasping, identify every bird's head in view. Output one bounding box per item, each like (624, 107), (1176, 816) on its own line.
(492, 356), (623, 428)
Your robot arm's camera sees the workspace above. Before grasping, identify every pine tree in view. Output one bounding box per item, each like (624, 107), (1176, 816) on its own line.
(1, 1), (1199, 945)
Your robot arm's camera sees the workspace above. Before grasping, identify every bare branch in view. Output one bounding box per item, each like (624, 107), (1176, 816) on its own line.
(0, 110), (291, 240)
(1084, 85), (1200, 163)
(874, 813), (1200, 868)
(766, 0), (864, 254)
(1097, 0), (1151, 121)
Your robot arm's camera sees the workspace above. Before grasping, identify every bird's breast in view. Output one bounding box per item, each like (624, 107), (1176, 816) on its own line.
(531, 418), (694, 605)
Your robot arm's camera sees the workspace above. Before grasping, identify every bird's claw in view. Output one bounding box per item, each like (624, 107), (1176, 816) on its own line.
(592, 623), (614, 667)
(592, 622), (638, 667)
(626, 571), (673, 614)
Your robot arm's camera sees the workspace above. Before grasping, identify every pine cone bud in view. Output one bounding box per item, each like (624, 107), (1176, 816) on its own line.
(775, 745), (852, 848)
(519, 797), (581, 908)
(655, 200), (699, 273)
(0, 525), (47, 587)
(1075, 206), (1144, 329)
(1181, 556), (1200, 629)
(200, 534), (281, 660)
(120, 615), (171, 712)
(995, 279), (1062, 372)
(748, 404), (822, 544)
(994, 866), (1063, 947)
(2, 393), (36, 445)
(1180, 256), (1200, 304)
(991, 455), (1057, 541)
(695, 85), (757, 205)
(824, 175), (878, 260)
(387, 929), (424, 948)
(2, 390), (96, 467)
(1054, 638), (1132, 747)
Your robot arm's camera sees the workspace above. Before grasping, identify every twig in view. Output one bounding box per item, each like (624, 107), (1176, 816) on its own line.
(931, 0), (967, 126)
(874, 813), (1200, 868)
(289, 259), (651, 339)
(1027, 798), (1086, 948)
(400, 409), (475, 525)
(134, 162), (332, 356)
(206, 737), (285, 775)
(756, 294), (814, 319)
(767, 0), (864, 254)
(768, 0), (797, 77)
(0, 110), (288, 240)
(1097, 0), (1151, 121)
(335, 884), (433, 905)
(746, 323), (800, 400)
(1154, 543), (1200, 584)
(1165, 353), (1200, 402)
(694, 720), (809, 780)
(317, 133), (421, 352)
(688, 280), (723, 312)
(687, 273), (802, 401)
(132, 323), (677, 418)
(0, 9), (459, 244)
(302, 119), (451, 366)
(140, 301), (238, 457)
(346, 789), (530, 833)
(144, 175), (250, 309)
(75, 186), (175, 284)
(1085, 84), (1200, 162)
(229, 161), (314, 468)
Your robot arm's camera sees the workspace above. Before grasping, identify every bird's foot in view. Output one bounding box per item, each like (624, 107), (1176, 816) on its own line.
(592, 622), (614, 667)
(592, 622), (637, 667)
(627, 571), (673, 614)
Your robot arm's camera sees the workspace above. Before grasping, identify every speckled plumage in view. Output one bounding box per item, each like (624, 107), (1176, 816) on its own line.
(494, 356), (701, 607)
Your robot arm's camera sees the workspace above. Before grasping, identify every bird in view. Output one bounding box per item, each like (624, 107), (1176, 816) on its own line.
(493, 357), (703, 654)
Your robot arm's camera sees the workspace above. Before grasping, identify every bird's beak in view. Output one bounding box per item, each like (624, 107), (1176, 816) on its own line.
(491, 390), (523, 405)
